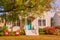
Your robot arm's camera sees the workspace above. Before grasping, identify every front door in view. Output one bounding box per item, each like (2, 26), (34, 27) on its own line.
(27, 18), (32, 30)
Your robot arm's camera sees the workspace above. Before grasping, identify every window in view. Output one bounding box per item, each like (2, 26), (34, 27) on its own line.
(38, 19), (46, 26)
(43, 20), (46, 26)
(38, 20), (41, 26)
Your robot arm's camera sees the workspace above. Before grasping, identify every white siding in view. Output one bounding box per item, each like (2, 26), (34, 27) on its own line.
(53, 13), (60, 26)
(32, 11), (51, 28)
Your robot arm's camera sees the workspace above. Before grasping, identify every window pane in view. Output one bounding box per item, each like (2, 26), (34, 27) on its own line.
(43, 20), (46, 26)
(38, 20), (41, 26)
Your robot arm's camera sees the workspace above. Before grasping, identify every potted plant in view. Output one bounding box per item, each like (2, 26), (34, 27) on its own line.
(4, 29), (9, 36)
(15, 30), (20, 36)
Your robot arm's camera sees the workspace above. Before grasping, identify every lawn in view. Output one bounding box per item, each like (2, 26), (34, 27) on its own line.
(0, 35), (60, 40)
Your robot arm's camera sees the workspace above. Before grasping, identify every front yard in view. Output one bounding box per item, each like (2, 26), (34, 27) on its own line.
(0, 35), (60, 40)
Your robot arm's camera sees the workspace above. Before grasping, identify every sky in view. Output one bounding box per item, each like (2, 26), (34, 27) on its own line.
(55, 0), (60, 8)
(50, 0), (60, 17)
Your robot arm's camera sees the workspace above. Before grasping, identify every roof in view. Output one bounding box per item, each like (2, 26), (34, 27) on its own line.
(53, 10), (60, 18)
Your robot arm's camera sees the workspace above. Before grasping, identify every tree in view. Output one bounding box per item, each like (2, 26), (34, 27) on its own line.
(15, 0), (52, 17)
(0, 0), (53, 16)
(0, 0), (53, 30)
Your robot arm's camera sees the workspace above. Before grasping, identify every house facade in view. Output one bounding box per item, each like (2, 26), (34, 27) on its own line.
(0, 10), (51, 35)
(25, 11), (51, 35)
(53, 10), (60, 26)
(31, 11), (51, 28)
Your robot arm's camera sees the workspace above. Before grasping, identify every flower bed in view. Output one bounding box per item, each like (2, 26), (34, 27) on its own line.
(44, 26), (58, 35)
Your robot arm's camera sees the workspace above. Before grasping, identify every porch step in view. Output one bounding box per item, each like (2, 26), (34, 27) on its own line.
(25, 30), (39, 35)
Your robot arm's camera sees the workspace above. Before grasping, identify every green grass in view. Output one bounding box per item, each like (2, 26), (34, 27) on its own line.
(0, 35), (60, 40)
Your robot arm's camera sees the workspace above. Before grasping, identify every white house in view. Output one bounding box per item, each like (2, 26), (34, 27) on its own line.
(0, 11), (51, 35)
(53, 10), (60, 26)
(25, 11), (51, 35)
(0, 8), (51, 35)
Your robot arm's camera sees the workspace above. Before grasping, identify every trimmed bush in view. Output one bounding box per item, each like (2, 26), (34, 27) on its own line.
(39, 28), (45, 35)
(0, 26), (8, 36)
(44, 26), (58, 35)
(10, 32), (15, 36)
(55, 26), (60, 29)
(0, 32), (4, 36)
(20, 29), (25, 35)
(2, 26), (8, 31)
(15, 30), (20, 36)
(4, 30), (10, 36)
(0, 27), (3, 32)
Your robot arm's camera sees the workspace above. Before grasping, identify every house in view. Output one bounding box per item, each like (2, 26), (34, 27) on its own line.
(53, 10), (60, 26)
(0, 6), (51, 35)
(25, 11), (51, 35)
(0, 12), (51, 35)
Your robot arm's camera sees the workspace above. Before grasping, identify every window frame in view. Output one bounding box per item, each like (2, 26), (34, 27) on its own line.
(38, 19), (46, 26)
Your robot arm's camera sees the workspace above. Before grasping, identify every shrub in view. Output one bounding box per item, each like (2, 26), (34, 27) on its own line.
(4, 30), (10, 36)
(20, 29), (25, 35)
(44, 26), (58, 35)
(55, 26), (60, 29)
(10, 32), (15, 36)
(15, 30), (20, 36)
(0, 26), (8, 36)
(38, 28), (45, 35)
(0, 27), (3, 32)
(2, 26), (8, 31)
(0, 32), (4, 36)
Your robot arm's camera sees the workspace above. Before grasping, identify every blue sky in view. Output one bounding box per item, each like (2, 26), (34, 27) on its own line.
(50, 0), (60, 17)
(51, 0), (60, 9)
(55, 0), (60, 8)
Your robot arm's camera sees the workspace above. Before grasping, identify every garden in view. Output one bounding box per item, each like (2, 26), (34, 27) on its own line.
(0, 25), (60, 36)
(0, 26), (60, 40)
